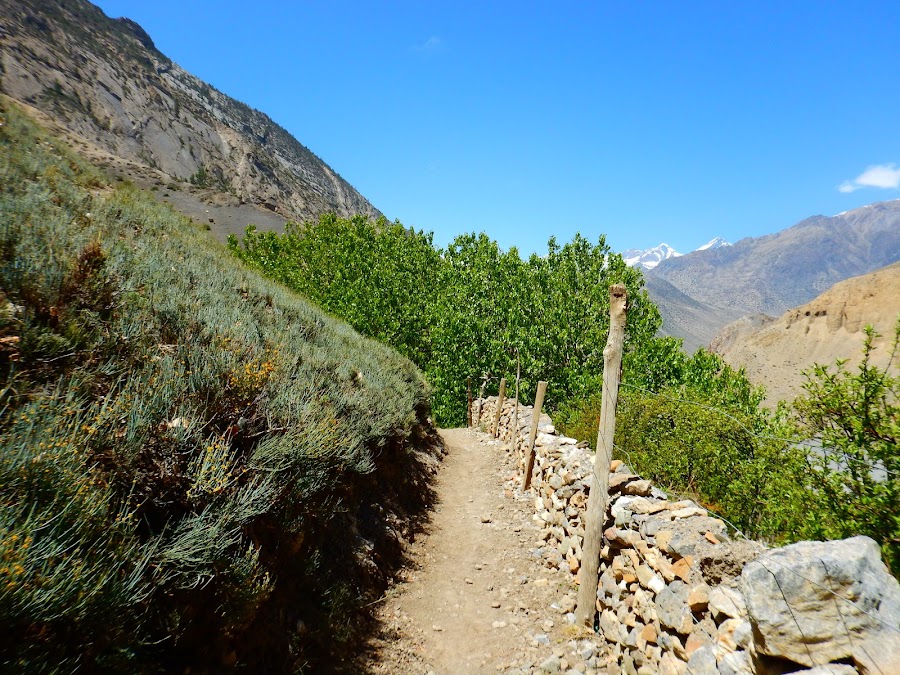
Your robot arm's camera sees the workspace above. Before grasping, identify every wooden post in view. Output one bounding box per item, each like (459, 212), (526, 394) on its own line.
(575, 284), (627, 628)
(512, 353), (520, 455)
(466, 377), (473, 427)
(523, 380), (548, 490)
(492, 378), (507, 438)
(476, 374), (490, 426)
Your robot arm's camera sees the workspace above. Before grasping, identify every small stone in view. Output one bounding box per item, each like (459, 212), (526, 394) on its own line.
(687, 583), (710, 612)
(655, 530), (673, 552)
(492, 620), (507, 628)
(717, 650), (753, 675)
(432, 624), (443, 631)
(491, 601), (501, 608)
(685, 630), (710, 657)
(465, 578), (474, 584)
(671, 506), (707, 519)
(539, 655), (562, 673)
(622, 479), (653, 496)
(481, 515), (493, 523)
(671, 556), (693, 581)
(533, 633), (551, 645)
(685, 645), (718, 675)
(704, 531), (720, 545)
(716, 617), (744, 653)
(636, 565), (666, 594)
(655, 580), (692, 634)
(658, 652), (686, 675)
(609, 473), (641, 491)
(708, 586), (746, 620)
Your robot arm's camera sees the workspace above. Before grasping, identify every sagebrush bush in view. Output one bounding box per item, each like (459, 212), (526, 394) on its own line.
(0, 99), (432, 671)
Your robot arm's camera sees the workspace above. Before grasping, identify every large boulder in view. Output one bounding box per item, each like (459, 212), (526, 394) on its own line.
(741, 536), (900, 671)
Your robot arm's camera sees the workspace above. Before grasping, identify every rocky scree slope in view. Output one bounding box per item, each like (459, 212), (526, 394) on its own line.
(710, 260), (900, 403)
(0, 0), (381, 225)
(648, 200), (900, 341)
(472, 395), (900, 674)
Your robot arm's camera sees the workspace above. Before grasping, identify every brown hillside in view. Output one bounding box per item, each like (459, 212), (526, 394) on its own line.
(709, 261), (900, 404)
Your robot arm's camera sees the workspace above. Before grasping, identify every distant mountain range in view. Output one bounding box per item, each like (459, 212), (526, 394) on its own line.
(623, 237), (730, 270)
(650, 200), (900, 318)
(0, 0), (380, 229)
(625, 203), (900, 352)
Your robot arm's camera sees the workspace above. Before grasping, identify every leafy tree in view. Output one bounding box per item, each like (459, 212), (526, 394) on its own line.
(232, 222), (662, 425)
(793, 319), (900, 569)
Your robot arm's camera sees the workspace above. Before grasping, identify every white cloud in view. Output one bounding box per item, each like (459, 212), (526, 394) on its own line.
(412, 36), (444, 53)
(838, 163), (900, 193)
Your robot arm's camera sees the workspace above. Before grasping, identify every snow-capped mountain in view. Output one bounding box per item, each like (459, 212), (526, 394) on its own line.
(696, 237), (732, 251)
(622, 243), (682, 270)
(623, 238), (732, 269)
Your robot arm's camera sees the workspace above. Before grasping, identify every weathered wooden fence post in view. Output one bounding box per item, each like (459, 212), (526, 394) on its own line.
(466, 376), (473, 427)
(575, 284), (628, 627)
(512, 353), (520, 455)
(492, 377), (507, 438)
(523, 380), (548, 490)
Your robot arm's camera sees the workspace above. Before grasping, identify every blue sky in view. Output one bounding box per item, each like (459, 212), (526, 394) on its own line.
(95, 1), (900, 255)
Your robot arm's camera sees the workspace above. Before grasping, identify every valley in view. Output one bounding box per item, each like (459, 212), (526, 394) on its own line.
(1, 1), (899, 673)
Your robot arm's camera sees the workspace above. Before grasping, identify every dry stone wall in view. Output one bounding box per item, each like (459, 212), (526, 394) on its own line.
(473, 395), (900, 675)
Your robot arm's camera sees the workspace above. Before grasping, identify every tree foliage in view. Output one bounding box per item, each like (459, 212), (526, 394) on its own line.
(231, 224), (661, 425)
(793, 319), (900, 569)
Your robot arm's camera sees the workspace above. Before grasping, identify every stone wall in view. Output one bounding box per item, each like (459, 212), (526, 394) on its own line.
(472, 396), (900, 675)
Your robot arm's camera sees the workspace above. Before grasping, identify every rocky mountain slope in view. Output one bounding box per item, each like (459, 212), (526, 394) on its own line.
(643, 274), (744, 354)
(710, 261), (900, 403)
(650, 200), (900, 321)
(0, 0), (380, 226)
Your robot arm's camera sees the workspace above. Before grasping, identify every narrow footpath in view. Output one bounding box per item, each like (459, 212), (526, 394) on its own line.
(365, 428), (607, 674)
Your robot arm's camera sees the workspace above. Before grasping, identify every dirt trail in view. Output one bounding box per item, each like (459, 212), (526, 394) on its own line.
(366, 428), (604, 674)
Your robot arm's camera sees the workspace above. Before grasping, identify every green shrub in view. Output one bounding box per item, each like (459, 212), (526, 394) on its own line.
(793, 320), (900, 570)
(0, 99), (431, 671)
(558, 347), (813, 542)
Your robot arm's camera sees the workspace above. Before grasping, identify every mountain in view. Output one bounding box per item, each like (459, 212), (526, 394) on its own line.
(643, 274), (744, 353)
(648, 200), (900, 340)
(710, 261), (900, 403)
(0, 0), (380, 234)
(622, 243), (682, 270)
(696, 236), (731, 251)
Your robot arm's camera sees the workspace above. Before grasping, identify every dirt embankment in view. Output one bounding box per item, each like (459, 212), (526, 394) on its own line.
(710, 261), (900, 404)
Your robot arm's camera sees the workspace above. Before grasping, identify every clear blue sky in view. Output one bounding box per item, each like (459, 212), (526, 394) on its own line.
(95, 1), (900, 255)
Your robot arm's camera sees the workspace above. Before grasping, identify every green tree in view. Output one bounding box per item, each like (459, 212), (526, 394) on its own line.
(793, 319), (900, 569)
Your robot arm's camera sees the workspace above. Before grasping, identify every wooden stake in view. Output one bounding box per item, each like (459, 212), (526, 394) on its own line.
(466, 376), (473, 427)
(492, 378), (507, 438)
(575, 284), (627, 628)
(512, 353), (520, 455)
(523, 380), (548, 490)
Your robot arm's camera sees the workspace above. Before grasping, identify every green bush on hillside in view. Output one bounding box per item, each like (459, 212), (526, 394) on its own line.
(0, 100), (431, 671)
(557, 343), (814, 541)
(793, 320), (900, 570)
